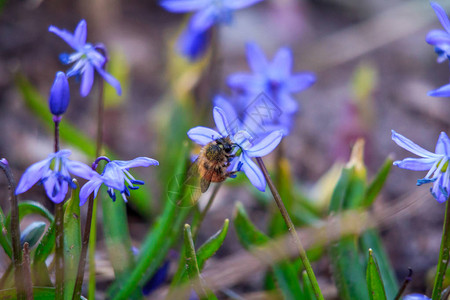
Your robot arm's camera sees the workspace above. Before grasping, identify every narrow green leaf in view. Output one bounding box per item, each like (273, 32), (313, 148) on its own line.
(63, 181), (82, 300)
(183, 224), (217, 300)
(360, 229), (399, 299)
(33, 221), (55, 263)
(363, 157), (393, 208)
(196, 219), (229, 270)
(0, 287), (55, 299)
(343, 171), (366, 210)
(302, 270), (316, 300)
(20, 221), (46, 249)
(366, 249), (387, 300)
(328, 168), (352, 213)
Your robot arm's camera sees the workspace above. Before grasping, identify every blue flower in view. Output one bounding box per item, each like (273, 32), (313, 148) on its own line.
(392, 130), (450, 203)
(403, 294), (431, 300)
(160, 0), (264, 60)
(15, 150), (94, 204)
(426, 2), (450, 64)
(49, 20), (122, 97)
(187, 106), (283, 191)
(49, 71), (70, 116)
(227, 42), (316, 132)
(79, 157), (159, 206)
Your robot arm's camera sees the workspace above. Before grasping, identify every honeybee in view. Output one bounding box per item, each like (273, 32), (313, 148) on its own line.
(195, 136), (238, 193)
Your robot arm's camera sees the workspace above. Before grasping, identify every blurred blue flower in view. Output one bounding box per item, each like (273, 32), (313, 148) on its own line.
(15, 150), (94, 204)
(187, 106), (283, 191)
(79, 157), (159, 206)
(403, 294), (431, 300)
(49, 71), (70, 116)
(426, 2), (450, 64)
(161, 0), (264, 60)
(392, 130), (450, 203)
(227, 42), (315, 132)
(49, 20), (122, 97)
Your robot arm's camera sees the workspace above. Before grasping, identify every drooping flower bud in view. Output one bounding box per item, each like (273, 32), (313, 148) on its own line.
(49, 71), (70, 116)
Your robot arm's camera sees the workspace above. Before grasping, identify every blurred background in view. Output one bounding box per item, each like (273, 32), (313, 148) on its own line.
(1, 0), (450, 297)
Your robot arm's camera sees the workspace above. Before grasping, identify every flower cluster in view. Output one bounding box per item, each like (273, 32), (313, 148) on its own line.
(161, 0), (264, 60)
(391, 130), (450, 203)
(427, 2), (450, 97)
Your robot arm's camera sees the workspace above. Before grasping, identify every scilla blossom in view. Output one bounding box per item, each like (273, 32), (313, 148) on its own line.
(79, 157), (159, 206)
(392, 130), (450, 203)
(49, 20), (121, 97)
(188, 106), (283, 191)
(15, 150), (94, 203)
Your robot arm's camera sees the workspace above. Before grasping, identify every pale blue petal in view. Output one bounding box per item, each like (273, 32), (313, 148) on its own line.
(393, 157), (437, 171)
(241, 154), (266, 191)
(102, 163), (125, 191)
(187, 126), (221, 145)
(431, 2), (450, 33)
(426, 29), (450, 45)
(95, 65), (122, 96)
(66, 160), (95, 180)
(246, 42), (268, 73)
(74, 20), (87, 48)
(391, 130), (439, 158)
(79, 176), (103, 206)
(435, 132), (450, 155)
(49, 25), (81, 50)
(227, 73), (256, 90)
(177, 26), (210, 61)
(15, 158), (52, 195)
(213, 95), (239, 124)
(44, 175), (68, 204)
(225, 0), (264, 9)
(287, 72), (316, 93)
(403, 294), (431, 300)
(213, 106), (233, 137)
(114, 157), (159, 169)
(428, 83), (450, 97)
(278, 93), (298, 114)
(160, 0), (210, 12)
(80, 63), (94, 97)
(190, 6), (217, 31)
(245, 130), (283, 157)
(269, 47), (292, 81)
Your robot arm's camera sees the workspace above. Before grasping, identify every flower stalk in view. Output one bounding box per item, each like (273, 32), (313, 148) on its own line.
(431, 200), (450, 299)
(0, 159), (25, 300)
(255, 157), (324, 300)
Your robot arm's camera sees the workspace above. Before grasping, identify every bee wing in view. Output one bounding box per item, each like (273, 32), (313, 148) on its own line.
(200, 168), (215, 193)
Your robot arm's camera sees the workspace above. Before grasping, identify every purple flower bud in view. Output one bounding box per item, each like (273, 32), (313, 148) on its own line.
(0, 158), (8, 166)
(49, 72), (70, 116)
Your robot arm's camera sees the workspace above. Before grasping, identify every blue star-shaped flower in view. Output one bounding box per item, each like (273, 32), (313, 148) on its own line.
(160, 0), (264, 60)
(403, 294), (431, 300)
(79, 157), (159, 205)
(392, 130), (450, 203)
(227, 42), (316, 132)
(187, 106), (283, 191)
(49, 20), (122, 97)
(15, 150), (95, 203)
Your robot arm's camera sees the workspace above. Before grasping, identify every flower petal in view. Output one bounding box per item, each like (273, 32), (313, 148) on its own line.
(160, 0), (209, 12)
(403, 294), (431, 300)
(278, 92), (298, 114)
(431, 2), (450, 33)
(227, 73), (258, 91)
(428, 83), (450, 97)
(66, 160), (96, 180)
(269, 47), (292, 81)
(435, 132), (450, 155)
(48, 25), (81, 50)
(114, 157), (159, 169)
(73, 20), (87, 48)
(214, 95), (239, 124)
(393, 157), (438, 171)
(246, 42), (268, 73)
(391, 130), (439, 158)
(190, 6), (216, 31)
(245, 130), (283, 157)
(102, 163), (126, 191)
(15, 158), (52, 195)
(177, 26), (210, 61)
(426, 29), (450, 45)
(213, 106), (234, 136)
(187, 126), (221, 145)
(287, 72), (316, 93)
(225, 0), (264, 9)
(94, 65), (122, 96)
(241, 154), (266, 191)
(80, 63), (94, 97)
(79, 176), (103, 206)
(44, 176), (68, 204)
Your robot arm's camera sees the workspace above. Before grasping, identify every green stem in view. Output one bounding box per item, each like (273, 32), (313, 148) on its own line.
(0, 160), (24, 299)
(54, 118), (64, 300)
(22, 242), (34, 300)
(255, 157), (324, 300)
(431, 200), (450, 300)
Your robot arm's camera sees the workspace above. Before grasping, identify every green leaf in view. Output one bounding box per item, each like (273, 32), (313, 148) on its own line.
(363, 157), (393, 208)
(183, 224), (217, 300)
(0, 287), (55, 299)
(302, 270), (316, 300)
(328, 168), (352, 213)
(6, 201), (54, 237)
(63, 181), (82, 300)
(233, 202), (304, 300)
(366, 249), (387, 300)
(360, 230), (398, 299)
(33, 221), (55, 263)
(0, 205), (12, 258)
(196, 219), (229, 270)
(20, 221), (46, 249)
(15, 75), (152, 216)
